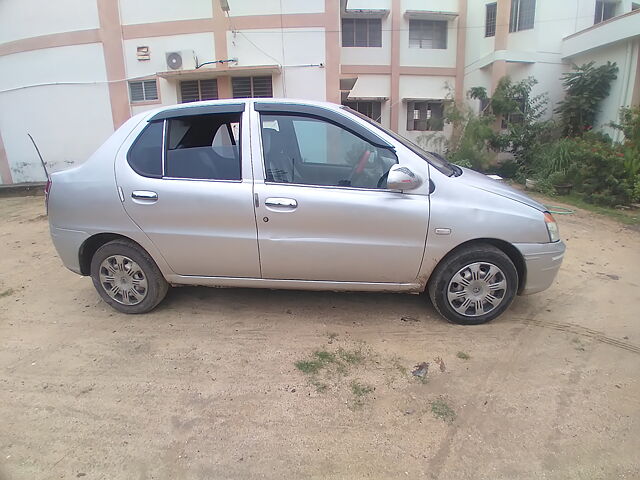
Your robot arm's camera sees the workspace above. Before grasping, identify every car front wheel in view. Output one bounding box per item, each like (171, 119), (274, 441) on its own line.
(90, 239), (168, 314)
(428, 244), (518, 325)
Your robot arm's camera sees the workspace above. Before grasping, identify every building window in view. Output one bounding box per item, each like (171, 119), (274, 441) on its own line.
(485, 3), (497, 37)
(594, 1), (617, 24)
(406, 101), (445, 131)
(129, 79), (158, 103)
(341, 18), (382, 47)
(409, 20), (447, 49)
(179, 79), (218, 103)
(509, 0), (536, 32)
(232, 76), (273, 98)
(633, 3), (640, 11)
(343, 101), (382, 123)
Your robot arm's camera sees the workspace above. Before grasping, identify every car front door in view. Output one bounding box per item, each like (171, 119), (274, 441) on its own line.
(251, 103), (430, 284)
(115, 103), (260, 278)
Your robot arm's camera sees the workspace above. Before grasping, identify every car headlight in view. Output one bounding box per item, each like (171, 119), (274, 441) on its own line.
(544, 212), (560, 242)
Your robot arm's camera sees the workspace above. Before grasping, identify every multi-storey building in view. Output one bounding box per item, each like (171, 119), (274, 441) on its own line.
(0, 0), (638, 184)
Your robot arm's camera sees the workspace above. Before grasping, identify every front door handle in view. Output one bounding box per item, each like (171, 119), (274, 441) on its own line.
(131, 190), (158, 202)
(264, 197), (297, 209)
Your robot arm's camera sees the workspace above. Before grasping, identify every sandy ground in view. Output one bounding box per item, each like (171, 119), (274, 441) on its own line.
(0, 195), (639, 480)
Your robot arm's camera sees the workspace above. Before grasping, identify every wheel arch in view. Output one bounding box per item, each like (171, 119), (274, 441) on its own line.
(427, 238), (527, 294)
(78, 233), (147, 276)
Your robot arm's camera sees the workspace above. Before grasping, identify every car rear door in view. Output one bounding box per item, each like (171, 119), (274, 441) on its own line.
(115, 103), (260, 278)
(250, 102), (430, 284)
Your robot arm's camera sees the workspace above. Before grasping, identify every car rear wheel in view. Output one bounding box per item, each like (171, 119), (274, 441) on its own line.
(427, 244), (518, 325)
(90, 239), (168, 314)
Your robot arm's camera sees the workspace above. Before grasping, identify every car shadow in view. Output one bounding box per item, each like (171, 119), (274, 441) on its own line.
(158, 284), (443, 325)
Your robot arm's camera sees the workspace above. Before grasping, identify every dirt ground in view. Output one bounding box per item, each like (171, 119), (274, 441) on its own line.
(0, 195), (639, 480)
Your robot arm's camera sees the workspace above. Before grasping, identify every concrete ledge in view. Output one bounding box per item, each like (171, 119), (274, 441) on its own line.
(0, 182), (46, 197)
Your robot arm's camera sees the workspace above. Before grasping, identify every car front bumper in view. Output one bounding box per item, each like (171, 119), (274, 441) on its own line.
(515, 241), (566, 295)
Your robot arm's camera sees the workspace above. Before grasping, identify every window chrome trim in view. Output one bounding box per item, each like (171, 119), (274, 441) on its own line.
(262, 180), (401, 194)
(161, 177), (244, 184)
(161, 119), (167, 177)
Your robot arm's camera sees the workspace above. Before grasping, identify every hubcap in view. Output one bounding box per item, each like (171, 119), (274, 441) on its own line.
(99, 255), (148, 306)
(447, 262), (507, 317)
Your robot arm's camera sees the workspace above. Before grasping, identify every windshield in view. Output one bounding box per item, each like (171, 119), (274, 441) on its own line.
(342, 106), (457, 177)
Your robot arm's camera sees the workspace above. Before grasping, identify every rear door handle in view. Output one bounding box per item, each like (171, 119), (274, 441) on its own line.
(264, 197), (297, 209)
(131, 190), (158, 202)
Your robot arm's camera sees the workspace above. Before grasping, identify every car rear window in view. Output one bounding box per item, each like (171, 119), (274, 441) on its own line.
(127, 121), (163, 178)
(165, 113), (241, 181)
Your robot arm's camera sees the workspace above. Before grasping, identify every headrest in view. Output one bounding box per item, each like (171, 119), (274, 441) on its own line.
(262, 128), (278, 155)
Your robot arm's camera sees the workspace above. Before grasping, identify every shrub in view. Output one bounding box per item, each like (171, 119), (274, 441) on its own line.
(555, 61), (618, 136)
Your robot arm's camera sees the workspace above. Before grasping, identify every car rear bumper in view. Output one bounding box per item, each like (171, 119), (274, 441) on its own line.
(50, 224), (88, 275)
(515, 241), (566, 295)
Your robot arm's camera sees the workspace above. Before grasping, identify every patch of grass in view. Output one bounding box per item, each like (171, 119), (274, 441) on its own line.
(294, 350), (336, 374)
(431, 397), (456, 423)
(572, 337), (586, 352)
(295, 347), (366, 377)
(314, 350), (336, 363)
(391, 356), (408, 375)
(456, 351), (470, 360)
(0, 288), (14, 298)
(337, 347), (365, 365)
(350, 381), (374, 409)
(311, 380), (328, 393)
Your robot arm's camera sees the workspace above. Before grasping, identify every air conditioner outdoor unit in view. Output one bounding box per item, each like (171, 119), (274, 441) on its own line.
(165, 50), (196, 71)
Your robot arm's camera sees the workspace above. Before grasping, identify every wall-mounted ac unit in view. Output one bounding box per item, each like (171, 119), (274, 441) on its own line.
(165, 50), (196, 71)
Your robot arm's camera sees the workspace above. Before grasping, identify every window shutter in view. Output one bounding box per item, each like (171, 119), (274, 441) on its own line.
(180, 80), (200, 103)
(142, 80), (158, 100)
(129, 82), (145, 102)
(199, 79), (218, 100)
(252, 76), (273, 97)
(232, 77), (252, 98)
(342, 18), (355, 47)
(369, 19), (382, 47)
(406, 102), (415, 131)
(485, 3), (497, 37)
(416, 102), (429, 131)
(354, 19), (368, 47)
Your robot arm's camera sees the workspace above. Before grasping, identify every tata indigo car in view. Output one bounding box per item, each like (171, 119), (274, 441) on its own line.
(47, 99), (565, 324)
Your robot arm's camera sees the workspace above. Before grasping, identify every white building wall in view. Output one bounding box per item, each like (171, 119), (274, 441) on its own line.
(227, 0), (324, 16)
(119, 0), (213, 25)
(227, 28), (326, 100)
(0, 0), (99, 44)
(403, 0), (458, 12)
(0, 44), (114, 182)
(123, 33), (216, 79)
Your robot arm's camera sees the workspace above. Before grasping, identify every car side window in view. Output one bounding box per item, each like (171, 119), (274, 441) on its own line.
(127, 121), (163, 178)
(165, 113), (241, 181)
(260, 114), (398, 189)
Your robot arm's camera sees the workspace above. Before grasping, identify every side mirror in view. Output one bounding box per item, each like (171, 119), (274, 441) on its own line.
(386, 165), (422, 191)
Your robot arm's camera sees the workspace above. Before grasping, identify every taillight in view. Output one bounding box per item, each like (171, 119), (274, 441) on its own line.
(44, 177), (52, 214)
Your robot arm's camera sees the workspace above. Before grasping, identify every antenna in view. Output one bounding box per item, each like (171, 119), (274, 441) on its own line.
(27, 133), (49, 181)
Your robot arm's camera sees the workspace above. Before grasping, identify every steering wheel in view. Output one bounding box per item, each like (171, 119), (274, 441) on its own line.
(377, 170), (389, 189)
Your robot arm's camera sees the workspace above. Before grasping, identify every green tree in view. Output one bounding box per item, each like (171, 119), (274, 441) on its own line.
(555, 61), (618, 137)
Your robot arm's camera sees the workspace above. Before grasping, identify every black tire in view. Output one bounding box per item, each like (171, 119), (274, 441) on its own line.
(427, 243), (518, 325)
(90, 239), (169, 314)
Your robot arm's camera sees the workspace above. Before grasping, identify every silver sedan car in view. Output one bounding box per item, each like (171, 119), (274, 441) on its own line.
(47, 99), (565, 325)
